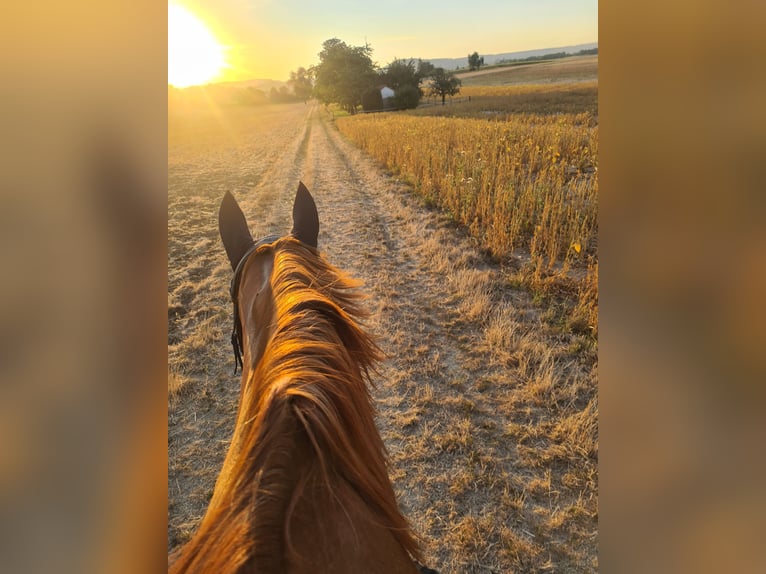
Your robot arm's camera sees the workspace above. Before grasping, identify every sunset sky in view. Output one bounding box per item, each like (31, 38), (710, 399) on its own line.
(170, 0), (598, 85)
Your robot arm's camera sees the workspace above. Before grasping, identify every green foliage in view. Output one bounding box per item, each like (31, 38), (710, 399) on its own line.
(382, 58), (424, 109)
(393, 85), (421, 110)
(496, 52), (568, 65)
(312, 38), (378, 114)
(383, 58), (420, 91)
(495, 48), (597, 66)
(288, 66), (313, 101)
(429, 68), (462, 104)
(361, 86), (383, 112)
(417, 59), (436, 79)
(468, 52), (485, 71)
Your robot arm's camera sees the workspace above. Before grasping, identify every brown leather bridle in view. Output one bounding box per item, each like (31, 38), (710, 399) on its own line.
(228, 233), (281, 374)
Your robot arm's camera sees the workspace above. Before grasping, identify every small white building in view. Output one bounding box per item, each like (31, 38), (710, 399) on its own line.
(380, 86), (395, 100)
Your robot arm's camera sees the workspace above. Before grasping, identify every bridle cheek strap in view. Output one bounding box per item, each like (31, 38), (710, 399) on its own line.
(229, 234), (280, 374)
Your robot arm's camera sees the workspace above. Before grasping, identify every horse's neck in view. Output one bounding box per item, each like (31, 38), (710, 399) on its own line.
(173, 384), (418, 574)
(244, 394), (310, 572)
(249, 394), (418, 574)
(170, 390), (306, 574)
(285, 475), (420, 574)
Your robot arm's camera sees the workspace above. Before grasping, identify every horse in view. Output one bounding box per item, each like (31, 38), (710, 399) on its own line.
(169, 183), (436, 573)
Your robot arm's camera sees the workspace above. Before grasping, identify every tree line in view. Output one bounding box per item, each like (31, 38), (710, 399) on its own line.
(495, 47), (598, 65)
(288, 38), (464, 114)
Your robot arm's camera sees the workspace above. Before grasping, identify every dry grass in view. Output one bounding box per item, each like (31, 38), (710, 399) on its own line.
(169, 97), (597, 572)
(554, 396), (598, 460)
(483, 302), (521, 362)
(336, 83), (598, 336)
(336, 112), (597, 264)
(361, 183), (597, 572)
(419, 81), (598, 117)
(456, 55), (598, 86)
(332, 65), (598, 570)
(452, 268), (494, 323)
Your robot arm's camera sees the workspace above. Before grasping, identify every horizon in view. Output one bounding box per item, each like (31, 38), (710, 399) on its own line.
(169, 1), (597, 86)
(173, 42), (599, 88)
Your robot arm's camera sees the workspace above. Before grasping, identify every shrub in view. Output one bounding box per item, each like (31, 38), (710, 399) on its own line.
(393, 85), (422, 110)
(361, 86), (383, 112)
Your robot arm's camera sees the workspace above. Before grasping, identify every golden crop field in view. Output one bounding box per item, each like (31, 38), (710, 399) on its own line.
(420, 81), (598, 117)
(336, 85), (598, 333)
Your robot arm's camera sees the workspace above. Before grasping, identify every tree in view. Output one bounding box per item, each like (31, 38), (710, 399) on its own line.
(417, 59), (435, 79)
(429, 68), (461, 105)
(312, 38), (378, 114)
(383, 58), (419, 90)
(287, 67), (313, 102)
(468, 51), (485, 71)
(361, 86), (383, 112)
(392, 85), (421, 110)
(382, 58), (423, 109)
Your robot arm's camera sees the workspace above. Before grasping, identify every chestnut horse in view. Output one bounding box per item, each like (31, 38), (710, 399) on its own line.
(170, 183), (431, 573)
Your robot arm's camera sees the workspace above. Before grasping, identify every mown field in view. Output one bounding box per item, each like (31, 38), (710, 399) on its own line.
(420, 82), (598, 117)
(456, 54), (597, 86)
(336, 62), (599, 334)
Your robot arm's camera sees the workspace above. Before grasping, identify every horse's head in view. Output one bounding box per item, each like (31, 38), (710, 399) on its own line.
(171, 182), (428, 574)
(218, 182), (319, 374)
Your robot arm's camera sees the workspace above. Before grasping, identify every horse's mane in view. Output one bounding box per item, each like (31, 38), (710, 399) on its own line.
(170, 238), (420, 573)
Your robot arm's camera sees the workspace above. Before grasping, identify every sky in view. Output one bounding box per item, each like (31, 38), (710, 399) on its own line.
(172, 0), (598, 83)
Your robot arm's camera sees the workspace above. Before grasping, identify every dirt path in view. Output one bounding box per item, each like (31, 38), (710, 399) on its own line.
(168, 103), (597, 573)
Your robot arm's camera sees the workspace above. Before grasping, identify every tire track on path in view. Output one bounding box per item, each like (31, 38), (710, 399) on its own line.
(304, 112), (521, 571)
(169, 103), (316, 550)
(233, 103), (316, 236)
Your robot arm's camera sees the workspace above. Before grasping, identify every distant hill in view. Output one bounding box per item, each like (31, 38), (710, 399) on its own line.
(423, 43), (598, 71)
(201, 43), (598, 89)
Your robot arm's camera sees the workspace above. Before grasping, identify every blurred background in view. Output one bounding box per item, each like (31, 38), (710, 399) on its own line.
(0, 0), (764, 572)
(0, 2), (166, 573)
(600, 1), (766, 572)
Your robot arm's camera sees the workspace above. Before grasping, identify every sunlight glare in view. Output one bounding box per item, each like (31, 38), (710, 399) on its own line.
(168, 4), (227, 87)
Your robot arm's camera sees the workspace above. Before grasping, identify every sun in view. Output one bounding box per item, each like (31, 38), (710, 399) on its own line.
(168, 4), (227, 87)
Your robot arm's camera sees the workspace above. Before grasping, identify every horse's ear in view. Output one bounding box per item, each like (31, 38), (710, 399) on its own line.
(291, 182), (319, 248)
(219, 191), (254, 270)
